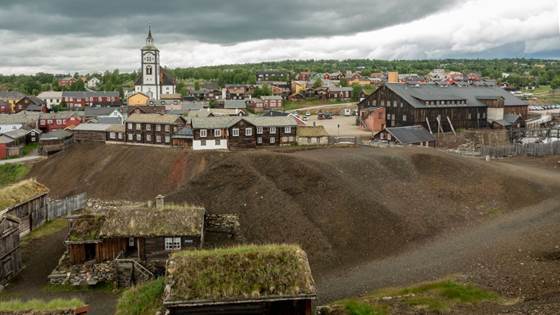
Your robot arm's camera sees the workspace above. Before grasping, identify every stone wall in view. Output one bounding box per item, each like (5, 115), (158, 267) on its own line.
(48, 252), (115, 286)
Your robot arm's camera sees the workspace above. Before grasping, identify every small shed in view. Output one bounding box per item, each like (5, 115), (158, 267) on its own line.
(72, 123), (113, 142)
(0, 214), (22, 287)
(106, 124), (125, 142)
(39, 130), (73, 155)
(0, 179), (49, 235)
(374, 125), (436, 147)
(163, 244), (317, 315)
(296, 126), (329, 146)
(172, 127), (193, 147)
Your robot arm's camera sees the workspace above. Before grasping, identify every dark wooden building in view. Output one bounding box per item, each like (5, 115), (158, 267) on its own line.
(163, 244), (316, 315)
(358, 83), (528, 132)
(125, 113), (186, 146)
(373, 125), (436, 147)
(0, 214), (22, 287)
(66, 203), (205, 267)
(72, 124), (113, 143)
(39, 130), (74, 155)
(0, 179), (49, 235)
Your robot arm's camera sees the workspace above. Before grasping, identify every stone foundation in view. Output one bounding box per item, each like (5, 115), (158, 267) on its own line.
(48, 252), (115, 286)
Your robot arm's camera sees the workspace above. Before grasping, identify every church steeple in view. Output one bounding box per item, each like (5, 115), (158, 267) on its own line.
(146, 25), (154, 47)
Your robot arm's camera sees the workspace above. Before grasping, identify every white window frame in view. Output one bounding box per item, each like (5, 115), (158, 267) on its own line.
(127, 134), (133, 140)
(270, 137), (276, 144)
(257, 137), (262, 144)
(245, 128), (253, 136)
(136, 134), (141, 141)
(156, 135), (161, 143)
(164, 237), (181, 251)
(256, 127), (263, 134)
(214, 129), (221, 137)
(146, 124), (151, 131)
(402, 114), (407, 122)
(270, 127), (276, 134)
(136, 123), (141, 130)
(165, 135), (170, 143)
(165, 125), (170, 132)
(232, 128), (239, 137)
(156, 125), (161, 132)
(215, 139), (221, 146)
(146, 134), (152, 142)
(284, 126), (292, 134)
(127, 123), (132, 129)
(110, 132), (116, 139)
(200, 129), (207, 138)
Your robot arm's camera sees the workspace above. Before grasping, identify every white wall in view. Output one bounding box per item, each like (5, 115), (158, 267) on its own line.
(193, 139), (228, 151)
(487, 108), (504, 121)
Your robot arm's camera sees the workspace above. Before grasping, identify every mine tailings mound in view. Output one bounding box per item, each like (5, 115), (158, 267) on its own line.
(28, 143), (555, 274)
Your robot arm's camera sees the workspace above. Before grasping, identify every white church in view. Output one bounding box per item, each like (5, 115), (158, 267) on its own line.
(134, 27), (176, 100)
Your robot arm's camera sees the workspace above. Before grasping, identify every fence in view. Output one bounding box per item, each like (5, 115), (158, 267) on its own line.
(329, 136), (362, 145)
(47, 192), (87, 221)
(481, 141), (560, 158)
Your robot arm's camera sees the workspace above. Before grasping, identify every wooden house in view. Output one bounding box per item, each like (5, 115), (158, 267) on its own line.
(39, 112), (82, 132)
(72, 124), (113, 143)
(191, 116), (237, 150)
(125, 114), (186, 146)
(0, 214), (22, 287)
(358, 83), (528, 132)
(373, 125), (436, 147)
(244, 116), (298, 147)
(163, 244), (316, 315)
(106, 124), (126, 142)
(66, 203), (205, 267)
(0, 179), (49, 235)
(39, 130), (74, 155)
(296, 126), (329, 146)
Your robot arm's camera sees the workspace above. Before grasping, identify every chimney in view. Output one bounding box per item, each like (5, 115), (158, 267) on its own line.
(155, 195), (165, 209)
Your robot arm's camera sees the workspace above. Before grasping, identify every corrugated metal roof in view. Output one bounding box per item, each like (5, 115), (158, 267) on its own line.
(386, 126), (435, 144)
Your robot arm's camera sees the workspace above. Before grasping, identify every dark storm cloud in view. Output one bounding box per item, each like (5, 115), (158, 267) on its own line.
(0, 0), (460, 43)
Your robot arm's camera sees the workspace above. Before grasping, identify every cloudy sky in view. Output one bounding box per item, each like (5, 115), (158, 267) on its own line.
(0, 0), (559, 74)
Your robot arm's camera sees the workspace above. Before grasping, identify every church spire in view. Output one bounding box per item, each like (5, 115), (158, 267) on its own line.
(146, 24), (154, 46)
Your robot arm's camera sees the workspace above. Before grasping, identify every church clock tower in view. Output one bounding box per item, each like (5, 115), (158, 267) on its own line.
(140, 26), (160, 100)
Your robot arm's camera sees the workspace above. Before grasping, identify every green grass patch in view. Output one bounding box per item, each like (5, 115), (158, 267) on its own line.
(116, 278), (165, 315)
(21, 219), (68, 247)
(22, 143), (38, 156)
(0, 298), (85, 312)
(283, 99), (352, 111)
(344, 300), (387, 315)
(0, 164), (30, 187)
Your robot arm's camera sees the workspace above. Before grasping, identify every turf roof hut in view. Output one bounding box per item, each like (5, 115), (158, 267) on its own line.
(66, 204), (206, 266)
(0, 179), (49, 235)
(163, 244), (317, 315)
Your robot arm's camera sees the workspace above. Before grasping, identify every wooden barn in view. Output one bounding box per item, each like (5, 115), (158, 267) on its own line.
(358, 83), (528, 132)
(0, 179), (49, 235)
(0, 214), (22, 287)
(163, 244), (317, 315)
(39, 130), (73, 155)
(65, 203), (206, 267)
(72, 124), (113, 142)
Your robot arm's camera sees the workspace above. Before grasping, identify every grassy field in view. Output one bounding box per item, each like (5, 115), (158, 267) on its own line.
(0, 164), (30, 187)
(115, 278), (164, 315)
(0, 298), (85, 312)
(283, 99), (353, 111)
(330, 279), (499, 314)
(20, 219), (68, 247)
(532, 85), (560, 104)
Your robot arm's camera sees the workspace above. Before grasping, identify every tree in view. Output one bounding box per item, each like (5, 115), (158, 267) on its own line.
(351, 84), (362, 101)
(313, 78), (323, 89)
(550, 76), (560, 91)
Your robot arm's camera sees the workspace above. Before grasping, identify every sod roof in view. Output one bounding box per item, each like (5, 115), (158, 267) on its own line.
(163, 244), (316, 306)
(99, 205), (205, 238)
(67, 214), (105, 242)
(296, 126), (329, 137)
(0, 179), (49, 211)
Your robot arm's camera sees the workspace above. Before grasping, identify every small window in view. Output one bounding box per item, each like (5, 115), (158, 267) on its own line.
(245, 128), (253, 136)
(270, 137), (276, 144)
(110, 132), (116, 139)
(127, 134), (133, 140)
(127, 123), (132, 129)
(146, 134), (152, 142)
(215, 139), (221, 146)
(164, 237), (181, 251)
(165, 125), (170, 132)
(156, 125), (161, 132)
(136, 123), (141, 130)
(136, 134), (141, 141)
(47, 119), (53, 124)
(232, 128), (239, 137)
(257, 137), (262, 144)
(146, 124), (151, 131)
(165, 136), (170, 143)
(201, 139), (206, 146)
(402, 115), (407, 122)
(56, 119), (62, 124)
(214, 129), (221, 137)
(156, 135), (161, 143)
(270, 127), (276, 134)
(256, 127), (263, 134)
(200, 129), (207, 138)
(284, 126), (292, 133)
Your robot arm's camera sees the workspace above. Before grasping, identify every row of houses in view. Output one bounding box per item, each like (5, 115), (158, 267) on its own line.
(37, 91), (121, 108)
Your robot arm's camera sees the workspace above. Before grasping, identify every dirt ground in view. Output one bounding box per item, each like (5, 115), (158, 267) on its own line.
(307, 115), (372, 137)
(24, 143), (560, 313)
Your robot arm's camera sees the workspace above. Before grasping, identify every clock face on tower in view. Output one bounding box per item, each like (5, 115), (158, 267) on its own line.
(143, 52), (155, 63)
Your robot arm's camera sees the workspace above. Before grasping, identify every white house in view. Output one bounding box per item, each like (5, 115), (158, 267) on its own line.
(37, 91), (63, 109)
(87, 77), (101, 89)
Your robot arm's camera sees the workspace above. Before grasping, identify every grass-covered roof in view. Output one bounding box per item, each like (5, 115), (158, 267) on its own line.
(163, 244), (316, 306)
(99, 204), (205, 238)
(0, 179), (49, 211)
(67, 214), (105, 242)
